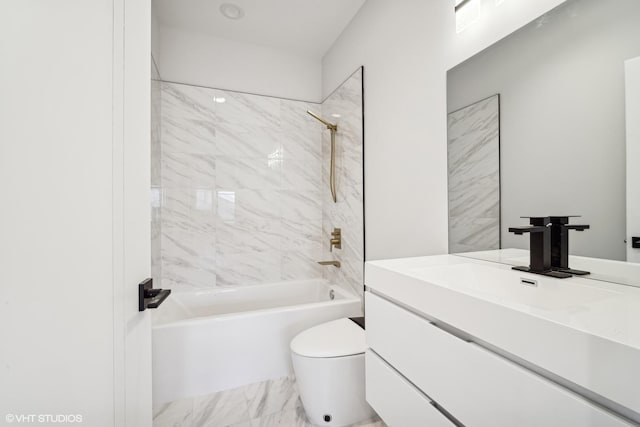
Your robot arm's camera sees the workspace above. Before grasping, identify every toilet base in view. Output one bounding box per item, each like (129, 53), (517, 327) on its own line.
(292, 352), (375, 427)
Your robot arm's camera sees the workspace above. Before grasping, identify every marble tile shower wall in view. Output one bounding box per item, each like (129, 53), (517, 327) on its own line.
(155, 82), (325, 289)
(320, 68), (364, 299)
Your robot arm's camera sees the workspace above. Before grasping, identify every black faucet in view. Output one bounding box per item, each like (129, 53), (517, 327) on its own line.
(549, 216), (590, 275)
(508, 217), (572, 279)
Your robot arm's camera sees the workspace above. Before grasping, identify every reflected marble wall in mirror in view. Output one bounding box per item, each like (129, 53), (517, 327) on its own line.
(446, 0), (640, 285)
(447, 95), (500, 254)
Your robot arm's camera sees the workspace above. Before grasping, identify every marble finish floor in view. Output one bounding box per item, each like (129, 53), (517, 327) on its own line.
(153, 374), (385, 427)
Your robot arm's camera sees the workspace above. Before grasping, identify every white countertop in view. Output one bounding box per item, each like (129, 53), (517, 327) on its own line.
(365, 252), (640, 419)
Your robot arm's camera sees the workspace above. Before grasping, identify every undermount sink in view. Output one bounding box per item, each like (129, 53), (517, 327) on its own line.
(407, 263), (621, 312)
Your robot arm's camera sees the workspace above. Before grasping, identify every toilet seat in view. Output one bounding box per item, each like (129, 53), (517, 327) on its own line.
(290, 318), (366, 358)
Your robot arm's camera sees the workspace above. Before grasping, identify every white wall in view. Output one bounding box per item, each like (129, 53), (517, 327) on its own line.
(448, 0), (640, 261)
(158, 26), (322, 102)
(322, 0), (453, 260)
(322, 0), (574, 261)
(0, 0), (115, 423)
(448, 0), (566, 68)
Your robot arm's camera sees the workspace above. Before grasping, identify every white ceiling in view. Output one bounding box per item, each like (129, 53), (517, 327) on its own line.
(153, 0), (367, 57)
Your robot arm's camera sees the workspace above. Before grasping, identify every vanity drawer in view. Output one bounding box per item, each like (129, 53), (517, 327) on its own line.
(366, 292), (631, 427)
(366, 350), (454, 427)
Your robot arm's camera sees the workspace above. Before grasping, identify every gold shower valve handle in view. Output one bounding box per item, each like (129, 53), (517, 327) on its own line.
(329, 228), (342, 252)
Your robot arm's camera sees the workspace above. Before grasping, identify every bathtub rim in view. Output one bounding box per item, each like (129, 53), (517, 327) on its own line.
(168, 277), (348, 298)
(153, 282), (360, 329)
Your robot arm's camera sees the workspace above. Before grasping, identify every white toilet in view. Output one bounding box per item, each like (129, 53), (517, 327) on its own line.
(290, 318), (375, 427)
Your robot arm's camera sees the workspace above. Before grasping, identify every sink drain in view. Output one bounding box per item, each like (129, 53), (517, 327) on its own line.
(324, 414), (332, 423)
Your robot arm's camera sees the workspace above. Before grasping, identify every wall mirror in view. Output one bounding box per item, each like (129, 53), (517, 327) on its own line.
(446, 0), (640, 286)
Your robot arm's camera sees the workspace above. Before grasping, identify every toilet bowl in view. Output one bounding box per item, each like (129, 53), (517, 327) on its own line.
(291, 318), (375, 427)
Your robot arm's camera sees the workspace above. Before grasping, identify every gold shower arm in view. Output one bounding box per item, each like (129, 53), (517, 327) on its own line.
(307, 110), (337, 131)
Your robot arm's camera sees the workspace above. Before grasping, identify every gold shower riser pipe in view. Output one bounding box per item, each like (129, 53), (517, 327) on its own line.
(329, 127), (336, 203)
(306, 110), (338, 203)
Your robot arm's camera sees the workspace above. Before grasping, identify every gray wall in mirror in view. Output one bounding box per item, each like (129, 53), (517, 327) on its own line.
(448, 95), (500, 254)
(447, 0), (640, 261)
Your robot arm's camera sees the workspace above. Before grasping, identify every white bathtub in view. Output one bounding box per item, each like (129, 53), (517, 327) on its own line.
(152, 279), (361, 405)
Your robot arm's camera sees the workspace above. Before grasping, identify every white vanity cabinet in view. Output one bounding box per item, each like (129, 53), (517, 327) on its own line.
(365, 292), (631, 427)
(366, 349), (454, 427)
(364, 255), (640, 427)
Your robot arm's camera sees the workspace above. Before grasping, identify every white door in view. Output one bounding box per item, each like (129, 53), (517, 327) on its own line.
(0, 1), (152, 426)
(626, 57), (640, 263)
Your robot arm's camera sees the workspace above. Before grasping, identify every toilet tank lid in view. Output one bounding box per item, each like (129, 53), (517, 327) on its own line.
(290, 318), (366, 358)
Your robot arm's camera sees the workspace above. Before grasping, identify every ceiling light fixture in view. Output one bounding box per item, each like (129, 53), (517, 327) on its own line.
(220, 3), (245, 20)
(213, 97), (226, 104)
